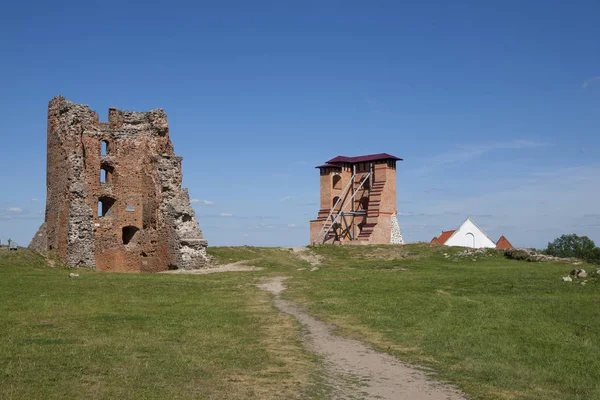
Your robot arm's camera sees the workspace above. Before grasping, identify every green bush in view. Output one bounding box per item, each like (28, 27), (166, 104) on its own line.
(504, 249), (539, 262)
(545, 234), (599, 264)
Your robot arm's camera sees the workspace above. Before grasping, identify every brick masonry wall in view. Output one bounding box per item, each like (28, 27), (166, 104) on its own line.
(29, 96), (210, 272)
(309, 159), (401, 245)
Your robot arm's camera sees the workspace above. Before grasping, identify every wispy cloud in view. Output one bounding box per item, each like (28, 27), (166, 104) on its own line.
(298, 202), (317, 206)
(430, 140), (545, 166)
(0, 207), (41, 221)
(413, 140), (547, 174)
(191, 199), (215, 206)
(219, 212), (233, 217)
(31, 198), (40, 202)
(280, 196), (292, 202)
(582, 76), (600, 89)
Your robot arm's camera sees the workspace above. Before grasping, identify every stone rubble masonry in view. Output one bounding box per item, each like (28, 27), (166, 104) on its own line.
(29, 96), (210, 272)
(390, 213), (404, 245)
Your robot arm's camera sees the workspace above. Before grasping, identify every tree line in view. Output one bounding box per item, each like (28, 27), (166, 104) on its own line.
(545, 234), (600, 265)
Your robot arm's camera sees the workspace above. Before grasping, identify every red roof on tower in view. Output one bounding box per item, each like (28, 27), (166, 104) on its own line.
(326, 153), (402, 164)
(314, 163), (342, 169)
(316, 153), (402, 168)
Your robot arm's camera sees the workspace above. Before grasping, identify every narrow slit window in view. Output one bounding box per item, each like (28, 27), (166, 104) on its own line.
(101, 140), (109, 156)
(100, 165), (113, 184)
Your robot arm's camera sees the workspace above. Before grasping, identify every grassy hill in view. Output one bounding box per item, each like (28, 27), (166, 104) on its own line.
(282, 244), (600, 400)
(1, 244), (598, 399)
(0, 248), (321, 399)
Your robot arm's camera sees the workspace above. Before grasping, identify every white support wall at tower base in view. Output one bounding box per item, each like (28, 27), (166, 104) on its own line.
(390, 214), (404, 244)
(444, 218), (496, 249)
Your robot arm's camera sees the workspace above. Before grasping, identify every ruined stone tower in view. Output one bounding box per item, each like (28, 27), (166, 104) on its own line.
(29, 96), (210, 272)
(309, 153), (404, 245)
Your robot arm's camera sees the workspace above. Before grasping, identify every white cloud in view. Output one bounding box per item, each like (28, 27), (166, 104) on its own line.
(31, 198), (40, 202)
(191, 199), (215, 206)
(7, 208), (22, 214)
(582, 76), (600, 89)
(287, 223), (297, 228)
(219, 212), (233, 217)
(412, 140), (547, 175)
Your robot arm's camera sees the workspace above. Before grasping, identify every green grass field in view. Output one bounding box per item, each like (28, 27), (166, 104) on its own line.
(1, 244), (598, 399)
(0, 249), (320, 399)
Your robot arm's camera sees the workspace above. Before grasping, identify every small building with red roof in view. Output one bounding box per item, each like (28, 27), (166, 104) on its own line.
(430, 218), (514, 249)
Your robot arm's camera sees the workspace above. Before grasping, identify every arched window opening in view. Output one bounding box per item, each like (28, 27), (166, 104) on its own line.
(332, 175), (342, 189)
(332, 196), (340, 210)
(101, 140), (109, 156)
(359, 197), (369, 211)
(100, 165), (114, 184)
(122, 226), (139, 245)
(465, 233), (475, 248)
(98, 197), (115, 218)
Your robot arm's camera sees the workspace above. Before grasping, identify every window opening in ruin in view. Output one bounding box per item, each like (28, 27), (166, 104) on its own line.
(122, 226), (139, 245)
(100, 165), (113, 184)
(98, 197), (115, 218)
(332, 175), (342, 189)
(101, 140), (109, 156)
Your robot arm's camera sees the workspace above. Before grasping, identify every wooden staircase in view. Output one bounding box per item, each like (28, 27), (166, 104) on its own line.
(356, 180), (385, 241)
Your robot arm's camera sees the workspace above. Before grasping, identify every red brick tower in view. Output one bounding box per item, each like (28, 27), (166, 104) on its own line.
(309, 153), (403, 245)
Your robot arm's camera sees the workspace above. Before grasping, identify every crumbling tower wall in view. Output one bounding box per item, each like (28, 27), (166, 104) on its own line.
(30, 96), (210, 272)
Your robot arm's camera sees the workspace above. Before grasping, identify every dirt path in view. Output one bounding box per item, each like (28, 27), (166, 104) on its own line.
(292, 247), (323, 271)
(258, 277), (467, 400)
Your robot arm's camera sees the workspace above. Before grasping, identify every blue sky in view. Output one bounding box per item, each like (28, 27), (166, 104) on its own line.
(0, 1), (599, 249)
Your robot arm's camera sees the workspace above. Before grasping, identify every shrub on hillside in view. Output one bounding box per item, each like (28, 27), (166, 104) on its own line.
(504, 249), (539, 262)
